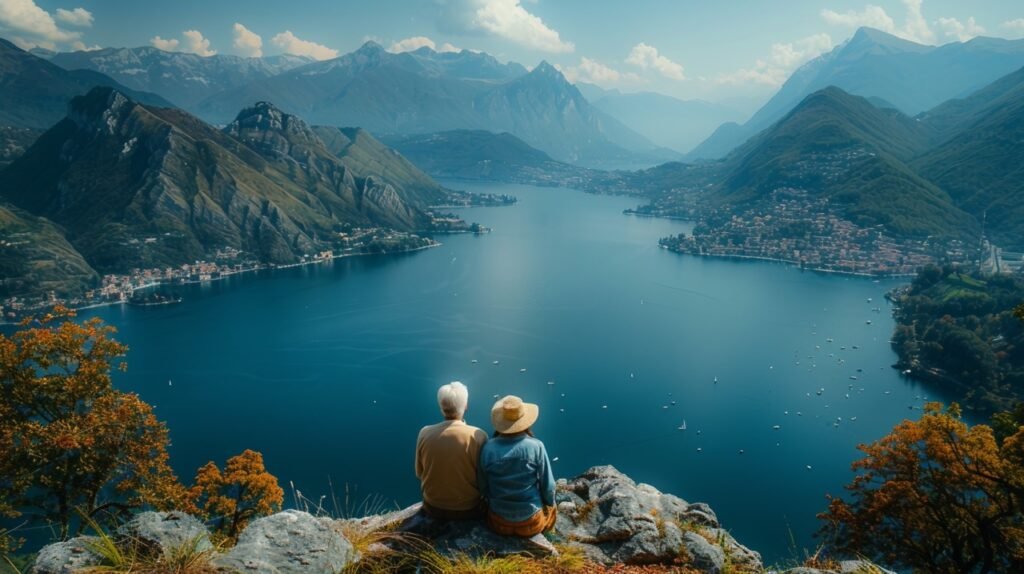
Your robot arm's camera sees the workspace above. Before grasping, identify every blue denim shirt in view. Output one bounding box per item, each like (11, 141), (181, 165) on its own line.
(478, 434), (556, 522)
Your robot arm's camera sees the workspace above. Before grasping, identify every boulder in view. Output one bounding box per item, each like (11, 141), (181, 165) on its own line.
(31, 537), (101, 574)
(116, 511), (211, 555)
(553, 465), (762, 570)
(392, 507), (557, 558)
(214, 510), (356, 573)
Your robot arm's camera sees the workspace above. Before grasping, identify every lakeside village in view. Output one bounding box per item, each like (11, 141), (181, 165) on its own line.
(653, 187), (992, 277)
(1, 224), (475, 321)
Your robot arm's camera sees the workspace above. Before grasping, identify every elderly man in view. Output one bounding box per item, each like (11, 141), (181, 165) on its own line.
(415, 381), (488, 519)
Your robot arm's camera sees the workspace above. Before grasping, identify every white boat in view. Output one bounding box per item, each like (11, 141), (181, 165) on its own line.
(713, 376), (718, 384)
(678, 420), (687, 431)
(493, 360), (500, 365)
(520, 368), (527, 373)
(772, 425), (781, 430)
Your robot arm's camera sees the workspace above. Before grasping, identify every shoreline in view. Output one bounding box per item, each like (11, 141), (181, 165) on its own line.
(2, 242), (443, 323)
(663, 247), (918, 279)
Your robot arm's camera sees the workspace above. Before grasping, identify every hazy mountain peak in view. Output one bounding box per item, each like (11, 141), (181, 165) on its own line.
(356, 40), (386, 55)
(844, 26), (931, 56)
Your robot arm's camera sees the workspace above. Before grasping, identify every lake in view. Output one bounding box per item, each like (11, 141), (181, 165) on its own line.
(82, 182), (962, 564)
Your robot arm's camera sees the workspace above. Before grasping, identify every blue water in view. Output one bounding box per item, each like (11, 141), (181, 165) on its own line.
(81, 183), (963, 564)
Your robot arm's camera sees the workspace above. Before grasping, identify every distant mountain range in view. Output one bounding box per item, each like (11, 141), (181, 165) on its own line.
(0, 38), (172, 129)
(48, 47), (313, 109)
(689, 27), (1024, 160)
(576, 83), (746, 154)
(0, 87), (473, 297)
(188, 43), (675, 167)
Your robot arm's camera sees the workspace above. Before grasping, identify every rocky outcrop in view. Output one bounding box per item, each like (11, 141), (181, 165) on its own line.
(31, 537), (101, 574)
(115, 511), (212, 555)
(213, 510), (356, 573)
(29, 466), (892, 573)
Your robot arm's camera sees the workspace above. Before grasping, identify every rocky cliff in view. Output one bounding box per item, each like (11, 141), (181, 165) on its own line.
(31, 466), (891, 574)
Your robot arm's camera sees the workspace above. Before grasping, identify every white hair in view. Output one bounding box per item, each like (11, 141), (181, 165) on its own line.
(437, 381), (469, 419)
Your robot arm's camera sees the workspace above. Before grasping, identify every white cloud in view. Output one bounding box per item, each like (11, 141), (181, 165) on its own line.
(821, 0), (935, 44)
(150, 35), (179, 51)
(232, 23), (262, 57)
(55, 7), (92, 27)
(70, 40), (100, 51)
(625, 43), (684, 80)
(561, 57), (640, 86)
(936, 16), (985, 42)
(0, 0), (82, 48)
(388, 35), (460, 53)
(149, 30), (217, 56)
(1000, 18), (1024, 39)
(821, 4), (895, 31)
(441, 0), (573, 53)
(182, 29), (216, 57)
(271, 30), (338, 60)
(716, 33), (833, 87)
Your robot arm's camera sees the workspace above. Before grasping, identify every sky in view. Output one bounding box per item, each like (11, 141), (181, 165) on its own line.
(2, 0), (1023, 107)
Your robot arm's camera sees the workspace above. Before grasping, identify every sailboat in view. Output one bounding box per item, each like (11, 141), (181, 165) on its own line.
(678, 419), (687, 431)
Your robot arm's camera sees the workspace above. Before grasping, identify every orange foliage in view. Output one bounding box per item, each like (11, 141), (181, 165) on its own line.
(189, 449), (284, 542)
(0, 309), (189, 539)
(820, 402), (1024, 573)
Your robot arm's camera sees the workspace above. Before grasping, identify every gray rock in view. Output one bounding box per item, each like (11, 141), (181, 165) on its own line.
(394, 507), (556, 559)
(839, 560), (896, 574)
(551, 465), (761, 570)
(116, 511), (212, 555)
(682, 531), (725, 574)
(31, 537), (101, 574)
(214, 510), (355, 573)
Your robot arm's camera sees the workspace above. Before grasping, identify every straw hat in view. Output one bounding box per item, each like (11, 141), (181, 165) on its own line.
(490, 395), (539, 434)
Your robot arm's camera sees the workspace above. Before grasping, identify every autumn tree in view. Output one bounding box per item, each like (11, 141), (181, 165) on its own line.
(0, 309), (190, 539)
(189, 449), (284, 543)
(820, 402), (1024, 573)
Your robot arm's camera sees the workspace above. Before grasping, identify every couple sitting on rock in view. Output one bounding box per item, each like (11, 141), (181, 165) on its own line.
(415, 381), (556, 538)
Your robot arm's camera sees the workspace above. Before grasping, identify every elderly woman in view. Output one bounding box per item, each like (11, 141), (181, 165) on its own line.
(478, 395), (557, 537)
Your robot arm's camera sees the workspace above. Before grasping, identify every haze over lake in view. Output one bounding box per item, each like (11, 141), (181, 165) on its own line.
(84, 182), (964, 563)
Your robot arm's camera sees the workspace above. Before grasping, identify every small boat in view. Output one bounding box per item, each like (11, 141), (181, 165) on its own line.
(493, 360), (500, 365)
(696, 447), (702, 452)
(678, 420), (687, 431)
(865, 320), (872, 325)
(772, 425), (781, 430)
(471, 359), (478, 364)
(520, 368), (527, 373)
(602, 405), (608, 409)
(713, 376), (718, 384)
(670, 400), (676, 406)
(168, 379), (172, 386)
(806, 465), (813, 471)
(552, 457), (559, 462)
(849, 376), (858, 380)
(547, 381), (555, 386)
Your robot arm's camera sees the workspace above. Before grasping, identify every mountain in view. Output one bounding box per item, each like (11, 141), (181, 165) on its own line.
(715, 87), (974, 238)
(195, 43), (671, 166)
(0, 88), (436, 274)
(0, 38), (173, 129)
(0, 204), (97, 298)
(577, 84), (746, 154)
(311, 125), (450, 205)
(688, 27), (1024, 160)
(50, 47), (313, 109)
(914, 66), (1024, 248)
(385, 129), (593, 183)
